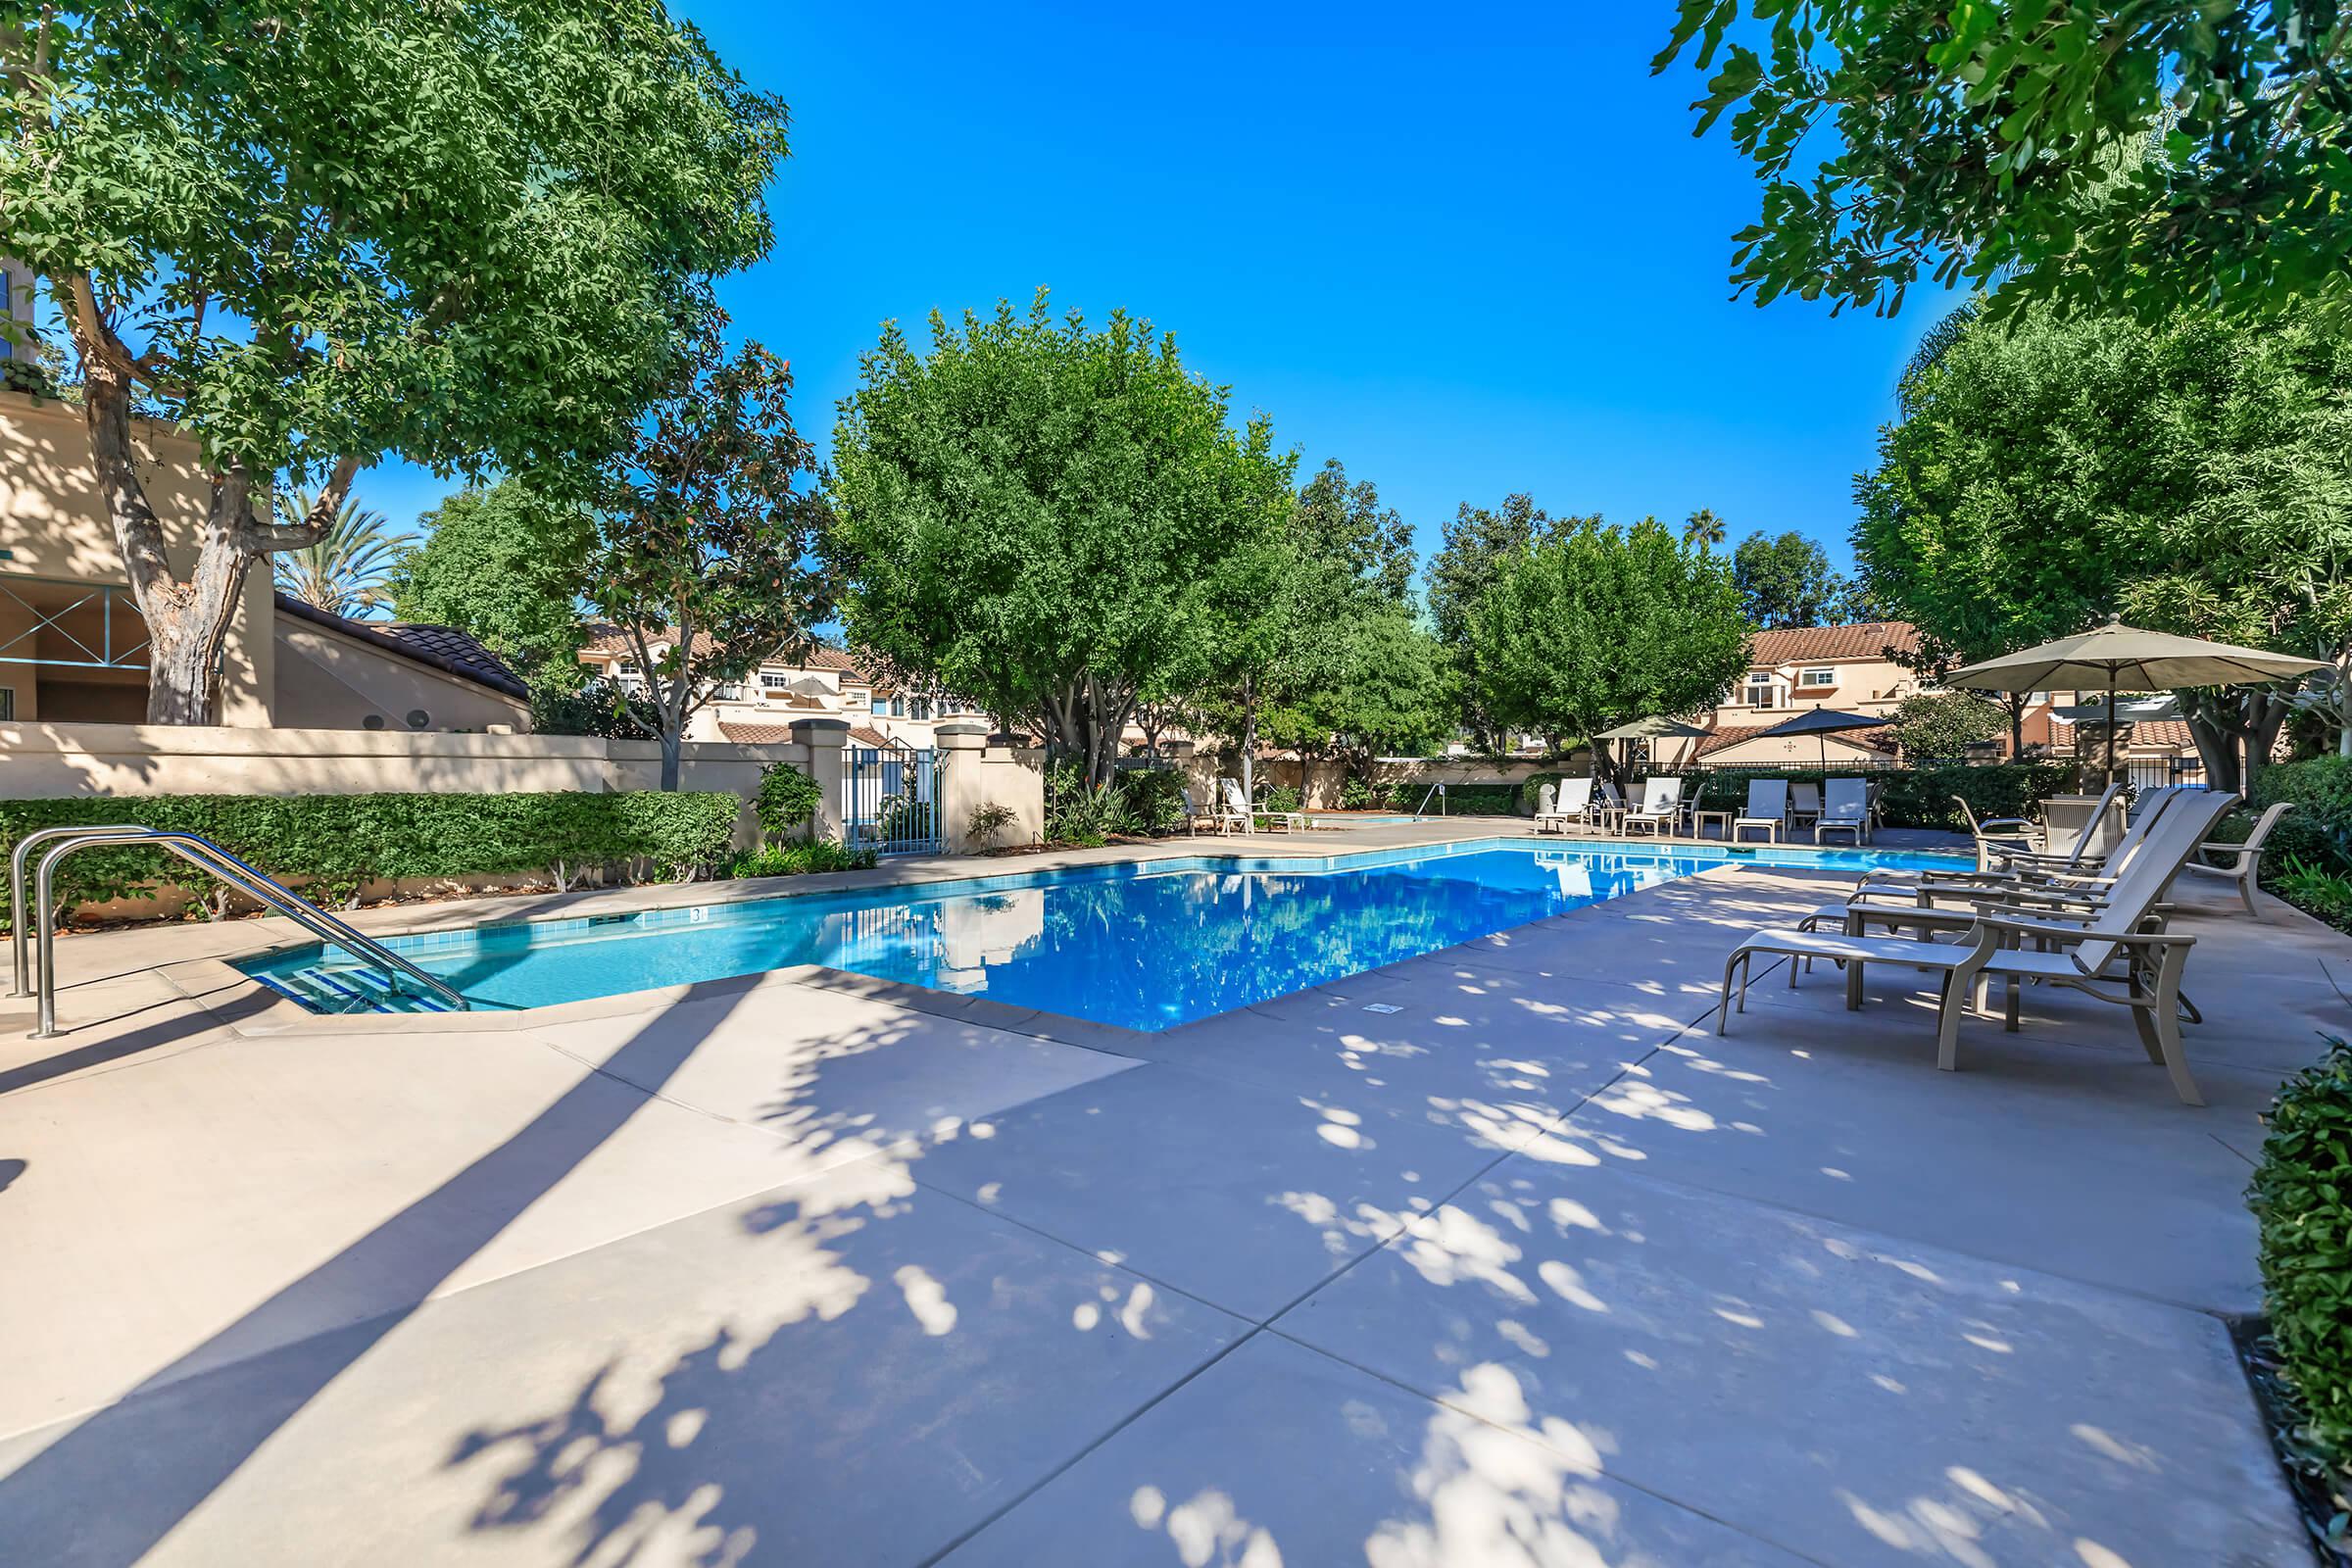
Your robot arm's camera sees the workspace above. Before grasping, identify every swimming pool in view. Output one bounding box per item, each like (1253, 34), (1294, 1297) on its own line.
(239, 837), (1956, 1031)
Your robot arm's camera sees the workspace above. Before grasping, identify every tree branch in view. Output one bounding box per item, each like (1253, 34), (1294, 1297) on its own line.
(234, 454), (359, 553)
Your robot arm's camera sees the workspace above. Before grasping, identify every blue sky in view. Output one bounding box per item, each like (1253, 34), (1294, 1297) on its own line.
(365, 3), (1957, 576)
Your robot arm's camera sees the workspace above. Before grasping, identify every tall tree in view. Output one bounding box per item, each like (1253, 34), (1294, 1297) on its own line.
(1683, 508), (1728, 550)
(1656, 4), (2351, 322)
(388, 481), (599, 698)
(1859, 304), (2352, 788)
(587, 331), (832, 791)
(826, 294), (1288, 789)
(1470, 518), (1752, 786)
(270, 488), (400, 618)
(1733, 530), (1850, 629)
(1427, 494), (1575, 751)
(0, 2), (784, 721)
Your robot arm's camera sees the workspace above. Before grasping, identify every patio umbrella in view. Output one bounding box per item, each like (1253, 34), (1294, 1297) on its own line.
(1752, 705), (1893, 770)
(1942, 619), (2326, 782)
(1593, 715), (1710, 772)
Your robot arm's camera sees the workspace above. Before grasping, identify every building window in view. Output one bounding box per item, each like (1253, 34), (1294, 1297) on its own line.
(1798, 668), (1835, 688)
(1743, 674), (1777, 708)
(716, 683), (747, 702)
(615, 660), (638, 675)
(909, 698), (932, 720)
(760, 671), (790, 690)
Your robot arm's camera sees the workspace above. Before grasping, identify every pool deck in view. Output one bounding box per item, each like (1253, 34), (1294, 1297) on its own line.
(0, 818), (2336, 1565)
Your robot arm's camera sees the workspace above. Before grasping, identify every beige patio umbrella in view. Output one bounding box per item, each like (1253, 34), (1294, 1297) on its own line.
(1942, 619), (2326, 781)
(1593, 715), (1711, 773)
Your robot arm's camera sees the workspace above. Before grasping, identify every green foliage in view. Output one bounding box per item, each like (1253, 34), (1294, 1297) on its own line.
(1656, 4), (2351, 322)
(2255, 759), (2352, 873)
(1682, 509), (1728, 550)
(964, 801), (1020, 849)
(588, 328), (833, 789)
(0, 793), (742, 931)
(1043, 761), (1139, 847)
(1262, 785), (1302, 814)
(1338, 776), (1376, 810)
(1468, 518), (1752, 758)
(753, 763), (823, 845)
(1426, 494), (1588, 749)
(271, 489), (402, 618)
(389, 481), (600, 693)
(1380, 781), (1522, 816)
(721, 839), (876, 879)
(1888, 692), (2009, 760)
(828, 292), (1293, 788)
(2248, 1037), (2352, 1519)
(1111, 769), (1187, 835)
(1860, 304), (2352, 789)
(1732, 531), (1864, 629)
(2274, 859), (2352, 931)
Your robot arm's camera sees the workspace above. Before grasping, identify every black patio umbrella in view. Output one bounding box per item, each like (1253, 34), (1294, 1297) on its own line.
(1753, 705), (1892, 770)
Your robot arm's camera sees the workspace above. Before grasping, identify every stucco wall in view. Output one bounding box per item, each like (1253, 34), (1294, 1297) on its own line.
(0, 389), (273, 723)
(271, 620), (530, 734)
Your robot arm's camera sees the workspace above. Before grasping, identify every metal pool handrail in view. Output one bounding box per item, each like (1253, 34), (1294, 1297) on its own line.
(11, 822), (150, 999)
(23, 827), (469, 1038)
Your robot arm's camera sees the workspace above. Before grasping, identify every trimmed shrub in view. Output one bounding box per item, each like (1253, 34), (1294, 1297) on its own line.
(722, 838), (876, 878)
(754, 762), (823, 845)
(2248, 1037), (2352, 1531)
(0, 791), (742, 931)
(1263, 784), (1302, 814)
(1380, 781), (1521, 815)
(1337, 775), (1375, 810)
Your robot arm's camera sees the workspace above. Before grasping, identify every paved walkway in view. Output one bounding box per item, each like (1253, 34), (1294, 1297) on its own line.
(0, 824), (2332, 1566)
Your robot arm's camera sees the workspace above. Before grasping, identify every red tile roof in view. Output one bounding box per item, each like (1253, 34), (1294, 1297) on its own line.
(2050, 716), (2200, 754)
(580, 625), (870, 681)
(848, 724), (895, 748)
(1748, 621), (1919, 666)
(716, 721), (797, 746)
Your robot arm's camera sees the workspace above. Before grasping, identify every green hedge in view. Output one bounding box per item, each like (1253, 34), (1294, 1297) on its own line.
(0, 791), (742, 932)
(2254, 757), (2352, 872)
(2248, 1037), (2352, 1519)
(1380, 781), (1522, 815)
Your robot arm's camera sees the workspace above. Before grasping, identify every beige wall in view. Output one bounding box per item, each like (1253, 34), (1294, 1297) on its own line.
(0, 388), (273, 724)
(1712, 653), (1918, 728)
(941, 725), (1046, 851)
(272, 620), (529, 734)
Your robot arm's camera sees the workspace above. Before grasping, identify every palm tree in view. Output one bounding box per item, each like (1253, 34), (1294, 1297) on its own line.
(270, 488), (403, 617)
(1683, 508), (1727, 550)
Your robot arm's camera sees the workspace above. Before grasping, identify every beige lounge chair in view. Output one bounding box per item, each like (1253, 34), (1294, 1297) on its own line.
(1536, 777), (1593, 835)
(1732, 778), (1788, 843)
(1226, 776), (1303, 833)
(1789, 780), (1823, 829)
(1624, 777), (1686, 838)
(1813, 778), (1870, 846)
(2180, 801), (2292, 918)
(1178, 785), (1230, 836)
(1719, 790), (2239, 1104)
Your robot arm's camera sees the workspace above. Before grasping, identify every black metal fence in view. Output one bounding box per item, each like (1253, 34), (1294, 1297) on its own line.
(844, 742), (944, 856)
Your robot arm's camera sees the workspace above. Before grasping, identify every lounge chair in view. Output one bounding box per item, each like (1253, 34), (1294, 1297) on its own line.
(1837, 784), (2186, 916)
(1536, 777), (1593, 835)
(1789, 781), (1823, 830)
(1178, 785), (1229, 836)
(1813, 777), (1870, 846)
(2180, 801), (2292, 918)
(1719, 790), (2239, 1104)
(1954, 796), (2042, 871)
(1624, 777), (1686, 838)
(1731, 778), (1788, 843)
(1226, 776), (1304, 833)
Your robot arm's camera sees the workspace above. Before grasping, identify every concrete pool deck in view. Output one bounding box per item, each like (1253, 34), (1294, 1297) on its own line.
(0, 819), (2334, 1565)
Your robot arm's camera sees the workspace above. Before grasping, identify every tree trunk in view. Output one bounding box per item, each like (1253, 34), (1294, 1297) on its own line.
(660, 728), (684, 793)
(2006, 692), (2027, 760)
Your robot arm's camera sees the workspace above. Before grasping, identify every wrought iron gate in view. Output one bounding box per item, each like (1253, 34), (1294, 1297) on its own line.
(844, 740), (944, 856)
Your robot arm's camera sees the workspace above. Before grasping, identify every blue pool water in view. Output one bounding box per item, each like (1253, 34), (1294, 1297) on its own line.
(240, 837), (1955, 1031)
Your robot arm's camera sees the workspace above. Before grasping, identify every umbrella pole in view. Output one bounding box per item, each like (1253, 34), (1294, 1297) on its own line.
(2104, 673), (2118, 787)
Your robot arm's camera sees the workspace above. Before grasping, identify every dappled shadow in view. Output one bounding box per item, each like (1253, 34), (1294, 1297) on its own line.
(0, 980), (765, 1566)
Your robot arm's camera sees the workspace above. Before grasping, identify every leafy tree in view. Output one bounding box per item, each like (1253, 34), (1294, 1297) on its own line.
(1656, 3), (2351, 321)
(1428, 495), (1595, 751)
(1294, 459), (1417, 605)
(827, 294), (1288, 789)
(1683, 508), (1728, 550)
(1859, 303), (2352, 790)
(1470, 518), (1752, 785)
(1733, 530), (1850, 629)
(270, 488), (399, 618)
(1262, 604), (1451, 776)
(0, 2), (785, 721)
(587, 330), (832, 791)
(387, 481), (599, 697)
(1888, 691), (2009, 760)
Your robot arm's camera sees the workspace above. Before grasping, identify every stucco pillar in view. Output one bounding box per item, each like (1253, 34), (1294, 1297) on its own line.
(937, 722), (994, 853)
(788, 717), (850, 844)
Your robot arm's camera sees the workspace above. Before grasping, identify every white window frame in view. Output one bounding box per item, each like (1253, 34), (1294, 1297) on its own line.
(1743, 674), (1778, 709)
(1798, 667), (1836, 688)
